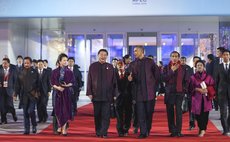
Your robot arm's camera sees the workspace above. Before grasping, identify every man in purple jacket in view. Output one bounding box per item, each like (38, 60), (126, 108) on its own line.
(86, 49), (118, 138)
(128, 46), (159, 139)
(162, 51), (189, 137)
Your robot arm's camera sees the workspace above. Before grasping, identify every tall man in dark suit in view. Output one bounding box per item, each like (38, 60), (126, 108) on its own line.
(213, 47), (225, 111)
(16, 55), (24, 109)
(15, 57), (39, 135)
(215, 49), (230, 136)
(128, 46), (159, 139)
(68, 57), (83, 117)
(87, 49), (118, 138)
(0, 58), (18, 124)
(162, 51), (189, 137)
(36, 59), (51, 123)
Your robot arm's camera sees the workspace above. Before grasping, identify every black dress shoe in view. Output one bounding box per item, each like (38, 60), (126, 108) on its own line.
(23, 132), (30, 135)
(2, 121), (7, 124)
(138, 134), (147, 139)
(170, 133), (177, 137)
(177, 133), (184, 137)
(32, 126), (37, 134)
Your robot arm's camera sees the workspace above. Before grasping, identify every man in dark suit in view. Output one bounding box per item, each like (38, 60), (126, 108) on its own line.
(162, 51), (189, 137)
(128, 46), (159, 139)
(36, 59), (51, 123)
(68, 57), (83, 117)
(43, 59), (52, 76)
(15, 57), (39, 135)
(0, 58), (18, 124)
(215, 49), (230, 136)
(213, 47), (225, 111)
(15, 55), (24, 109)
(86, 49), (118, 138)
(180, 56), (195, 130)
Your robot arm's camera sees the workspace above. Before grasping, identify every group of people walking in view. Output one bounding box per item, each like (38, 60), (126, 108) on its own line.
(0, 45), (230, 139)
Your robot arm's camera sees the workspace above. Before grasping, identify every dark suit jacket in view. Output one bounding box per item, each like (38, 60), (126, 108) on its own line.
(86, 62), (118, 102)
(129, 57), (160, 102)
(15, 67), (39, 105)
(38, 69), (51, 95)
(72, 65), (83, 92)
(215, 63), (230, 100)
(0, 67), (17, 96)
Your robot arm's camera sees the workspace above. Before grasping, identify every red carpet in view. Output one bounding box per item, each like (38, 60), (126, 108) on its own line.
(0, 96), (229, 141)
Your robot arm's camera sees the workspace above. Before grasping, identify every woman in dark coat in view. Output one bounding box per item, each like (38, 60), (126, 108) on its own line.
(189, 60), (215, 137)
(51, 53), (74, 136)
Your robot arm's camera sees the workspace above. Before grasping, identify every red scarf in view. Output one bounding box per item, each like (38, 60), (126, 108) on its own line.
(169, 60), (183, 92)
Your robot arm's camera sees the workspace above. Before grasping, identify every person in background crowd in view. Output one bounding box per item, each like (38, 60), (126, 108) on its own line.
(68, 57), (83, 117)
(87, 49), (118, 138)
(206, 54), (215, 77)
(213, 47), (225, 111)
(112, 58), (118, 69)
(51, 53), (74, 136)
(123, 54), (132, 70)
(32, 59), (38, 69)
(180, 56), (195, 130)
(15, 55), (24, 109)
(43, 59), (52, 76)
(115, 60), (132, 137)
(0, 58), (17, 124)
(189, 60), (215, 137)
(36, 59), (51, 123)
(15, 57), (39, 135)
(215, 49), (230, 136)
(162, 51), (189, 137)
(128, 46), (159, 139)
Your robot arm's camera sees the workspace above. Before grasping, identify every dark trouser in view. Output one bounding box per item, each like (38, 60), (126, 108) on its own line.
(23, 96), (37, 133)
(71, 91), (80, 117)
(93, 101), (110, 136)
(166, 94), (183, 134)
(37, 94), (48, 122)
(115, 95), (132, 134)
(195, 97), (209, 131)
(219, 96), (230, 133)
(213, 97), (219, 110)
(1, 88), (16, 123)
(188, 96), (195, 127)
(136, 100), (154, 135)
(132, 104), (139, 129)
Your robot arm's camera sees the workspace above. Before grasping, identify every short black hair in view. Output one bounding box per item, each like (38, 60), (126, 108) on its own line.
(195, 60), (205, 67)
(2, 58), (10, 64)
(223, 49), (230, 54)
(180, 56), (186, 60)
(207, 54), (214, 61)
(193, 56), (201, 61)
(217, 47), (225, 54)
(170, 51), (180, 57)
(24, 57), (32, 63)
(32, 59), (37, 63)
(43, 59), (48, 63)
(98, 49), (108, 55)
(68, 57), (75, 62)
(134, 46), (145, 53)
(123, 54), (131, 59)
(37, 59), (44, 63)
(112, 58), (118, 61)
(17, 55), (23, 59)
(148, 55), (154, 58)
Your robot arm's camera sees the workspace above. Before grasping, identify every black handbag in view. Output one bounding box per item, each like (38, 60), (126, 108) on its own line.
(182, 94), (188, 114)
